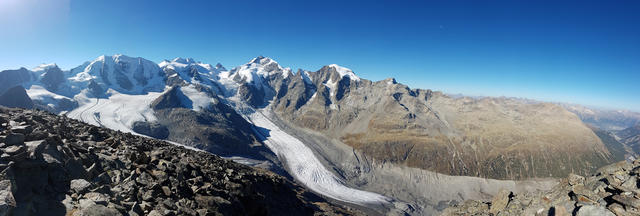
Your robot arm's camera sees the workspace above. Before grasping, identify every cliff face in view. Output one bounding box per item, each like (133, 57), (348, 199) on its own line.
(0, 107), (361, 216)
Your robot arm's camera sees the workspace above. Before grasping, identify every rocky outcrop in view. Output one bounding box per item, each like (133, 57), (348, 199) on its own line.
(0, 86), (34, 109)
(0, 107), (361, 215)
(441, 159), (640, 215)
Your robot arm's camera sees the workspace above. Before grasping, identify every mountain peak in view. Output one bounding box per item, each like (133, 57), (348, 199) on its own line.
(215, 63), (226, 71)
(33, 63), (60, 72)
(172, 57), (197, 64)
(248, 56), (276, 65)
(327, 64), (360, 81)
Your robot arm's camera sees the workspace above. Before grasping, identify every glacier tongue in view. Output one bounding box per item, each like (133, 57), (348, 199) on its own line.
(242, 108), (391, 205)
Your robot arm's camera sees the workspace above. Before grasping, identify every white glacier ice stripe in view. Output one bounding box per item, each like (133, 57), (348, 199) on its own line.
(246, 110), (391, 205)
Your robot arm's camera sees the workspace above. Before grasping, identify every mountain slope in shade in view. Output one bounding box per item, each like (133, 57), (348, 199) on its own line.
(617, 125), (640, 153)
(589, 125), (630, 161)
(0, 68), (34, 95)
(0, 85), (34, 109)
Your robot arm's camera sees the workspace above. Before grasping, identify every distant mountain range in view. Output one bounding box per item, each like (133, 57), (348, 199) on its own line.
(0, 54), (637, 214)
(560, 103), (640, 131)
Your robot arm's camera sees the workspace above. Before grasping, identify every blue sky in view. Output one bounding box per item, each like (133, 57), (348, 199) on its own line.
(1, 0), (639, 111)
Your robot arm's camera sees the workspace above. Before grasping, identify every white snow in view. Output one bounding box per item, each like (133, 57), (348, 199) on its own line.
(243, 109), (390, 205)
(328, 64), (360, 81)
(69, 55), (165, 94)
(159, 58), (223, 89)
(230, 56), (286, 84)
(25, 85), (72, 109)
(324, 80), (337, 97)
(180, 85), (216, 111)
(66, 89), (166, 133)
(26, 85), (71, 102)
(32, 63), (58, 75)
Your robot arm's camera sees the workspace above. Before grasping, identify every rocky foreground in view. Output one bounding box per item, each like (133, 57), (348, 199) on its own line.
(442, 159), (640, 215)
(0, 107), (361, 216)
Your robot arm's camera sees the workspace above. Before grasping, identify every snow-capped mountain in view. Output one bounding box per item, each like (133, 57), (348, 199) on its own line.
(0, 54), (627, 215)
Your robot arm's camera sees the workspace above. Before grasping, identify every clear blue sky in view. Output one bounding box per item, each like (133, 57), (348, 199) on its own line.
(1, 0), (639, 111)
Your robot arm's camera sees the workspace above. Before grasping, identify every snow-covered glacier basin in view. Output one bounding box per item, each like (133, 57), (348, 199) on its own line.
(245, 109), (392, 206)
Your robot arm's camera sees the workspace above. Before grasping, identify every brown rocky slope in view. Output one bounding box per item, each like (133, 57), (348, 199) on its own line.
(0, 107), (361, 216)
(270, 65), (615, 180)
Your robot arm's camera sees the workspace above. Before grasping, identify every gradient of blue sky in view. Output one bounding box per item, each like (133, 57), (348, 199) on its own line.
(0, 0), (638, 110)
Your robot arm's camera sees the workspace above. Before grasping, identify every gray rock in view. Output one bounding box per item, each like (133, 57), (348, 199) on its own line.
(3, 145), (25, 155)
(576, 205), (615, 216)
(70, 179), (91, 193)
(147, 210), (162, 216)
(489, 189), (511, 214)
(74, 203), (122, 216)
(62, 195), (74, 212)
(83, 192), (110, 205)
(612, 194), (640, 209)
(0, 180), (16, 216)
(568, 173), (585, 186)
(10, 125), (32, 134)
(25, 140), (46, 158)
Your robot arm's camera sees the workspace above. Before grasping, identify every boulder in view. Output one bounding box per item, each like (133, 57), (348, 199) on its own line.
(0, 180), (16, 216)
(576, 205), (615, 216)
(4, 133), (24, 146)
(25, 140), (46, 158)
(74, 203), (122, 216)
(70, 179), (91, 194)
(489, 189), (511, 214)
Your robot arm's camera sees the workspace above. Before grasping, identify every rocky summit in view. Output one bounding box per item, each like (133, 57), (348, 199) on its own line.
(441, 159), (640, 215)
(0, 107), (361, 216)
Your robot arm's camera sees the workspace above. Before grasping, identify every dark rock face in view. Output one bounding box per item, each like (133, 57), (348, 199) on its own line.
(0, 108), (360, 216)
(0, 86), (34, 109)
(150, 85), (271, 161)
(442, 160), (640, 215)
(40, 65), (65, 91)
(150, 86), (191, 110)
(131, 121), (169, 139)
(87, 80), (105, 97)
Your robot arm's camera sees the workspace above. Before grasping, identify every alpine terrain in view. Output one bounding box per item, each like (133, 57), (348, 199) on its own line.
(0, 54), (634, 215)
